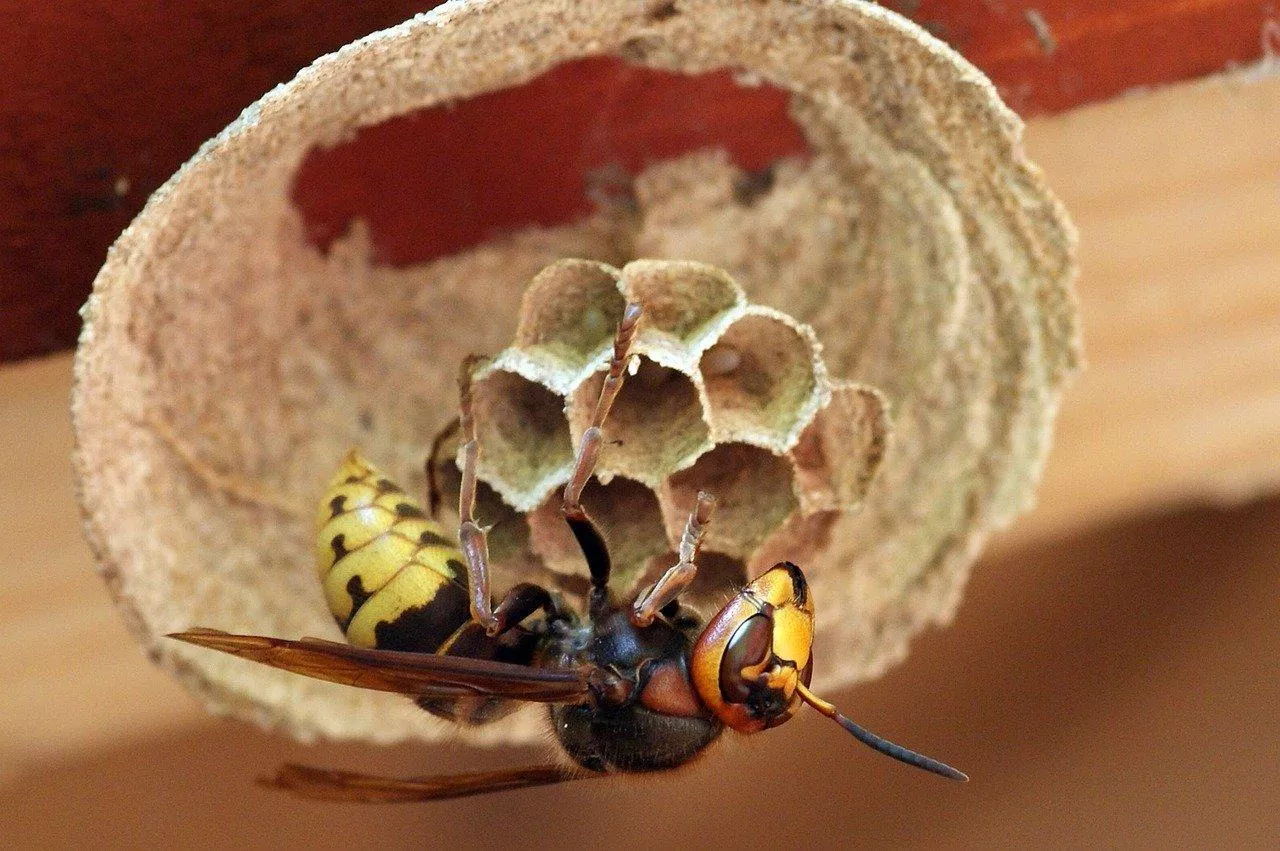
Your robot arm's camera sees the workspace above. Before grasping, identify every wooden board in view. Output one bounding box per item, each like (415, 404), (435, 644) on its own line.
(2, 0), (1274, 360)
(0, 356), (198, 772)
(1001, 68), (1280, 548)
(901, 0), (1277, 115)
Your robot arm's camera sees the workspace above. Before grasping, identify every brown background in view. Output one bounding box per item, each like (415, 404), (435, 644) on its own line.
(7, 496), (1278, 847)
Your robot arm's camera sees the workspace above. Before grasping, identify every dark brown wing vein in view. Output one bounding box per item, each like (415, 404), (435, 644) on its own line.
(263, 763), (589, 803)
(168, 628), (590, 703)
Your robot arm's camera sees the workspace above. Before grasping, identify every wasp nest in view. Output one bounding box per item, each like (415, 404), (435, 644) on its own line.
(72, 0), (1079, 746)
(435, 258), (885, 604)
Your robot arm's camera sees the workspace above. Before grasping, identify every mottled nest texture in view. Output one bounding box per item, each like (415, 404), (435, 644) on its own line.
(443, 258), (884, 604)
(72, 0), (1079, 746)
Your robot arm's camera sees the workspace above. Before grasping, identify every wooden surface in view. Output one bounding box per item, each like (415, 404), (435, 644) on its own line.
(1, 1), (435, 361)
(0, 357), (196, 771)
(897, 0), (1277, 114)
(1001, 69), (1280, 548)
(3, 0), (1274, 360)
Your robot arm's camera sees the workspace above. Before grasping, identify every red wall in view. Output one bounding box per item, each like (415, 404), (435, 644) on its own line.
(1, 1), (1269, 360)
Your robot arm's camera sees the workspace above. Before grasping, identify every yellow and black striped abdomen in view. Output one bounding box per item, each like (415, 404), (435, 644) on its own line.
(316, 450), (471, 654)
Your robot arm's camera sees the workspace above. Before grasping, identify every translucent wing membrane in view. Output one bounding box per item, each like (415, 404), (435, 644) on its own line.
(169, 629), (591, 703)
(263, 763), (589, 803)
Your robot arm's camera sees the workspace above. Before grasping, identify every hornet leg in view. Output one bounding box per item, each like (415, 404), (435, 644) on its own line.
(456, 357), (501, 635)
(490, 581), (562, 634)
(424, 416), (460, 522)
(631, 491), (715, 626)
(561, 303), (643, 615)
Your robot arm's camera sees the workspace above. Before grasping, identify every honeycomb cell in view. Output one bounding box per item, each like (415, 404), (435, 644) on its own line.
(512, 259), (627, 383)
(525, 475), (668, 590)
(788, 382), (889, 514)
(700, 309), (824, 448)
(426, 449), (531, 569)
(745, 510), (841, 580)
(620, 259), (743, 365)
(568, 356), (711, 486)
(662, 442), (798, 560)
(441, 261), (880, 623)
(468, 367), (573, 510)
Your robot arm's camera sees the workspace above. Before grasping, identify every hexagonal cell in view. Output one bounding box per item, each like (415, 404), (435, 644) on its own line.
(619, 260), (744, 360)
(525, 475), (668, 591)
(568, 356), (711, 486)
(634, 549), (748, 614)
(662, 443), (798, 560)
(468, 368), (573, 510)
(699, 309), (823, 448)
(746, 510), (841, 580)
(512, 259), (627, 377)
(788, 382), (889, 515)
(426, 432), (532, 569)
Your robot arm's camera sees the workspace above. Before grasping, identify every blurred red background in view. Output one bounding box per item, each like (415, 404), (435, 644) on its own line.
(0, 0), (1270, 360)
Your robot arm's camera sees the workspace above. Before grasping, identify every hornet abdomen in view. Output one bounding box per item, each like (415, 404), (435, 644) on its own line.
(315, 450), (537, 725)
(316, 450), (471, 653)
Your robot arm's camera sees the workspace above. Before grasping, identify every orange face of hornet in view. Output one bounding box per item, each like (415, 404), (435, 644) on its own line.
(691, 562), (816, 734)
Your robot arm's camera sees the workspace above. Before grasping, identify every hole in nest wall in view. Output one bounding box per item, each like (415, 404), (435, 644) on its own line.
(700, 314), (817, 442)
(470, 370), (573, 501)
(571, 357), (710, 483)
(290, 56), (810, 266)
(665, 442), (798, 559)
